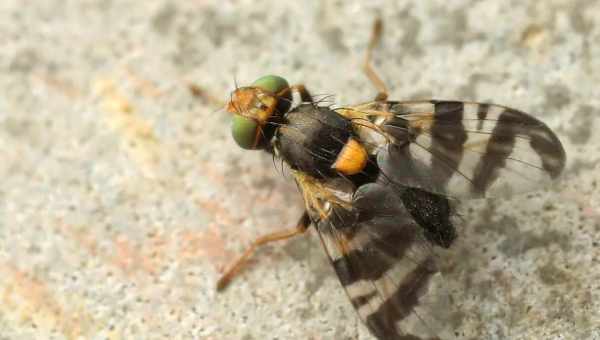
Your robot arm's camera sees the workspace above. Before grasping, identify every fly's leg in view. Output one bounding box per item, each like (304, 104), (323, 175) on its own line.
(278, 84), (314, 103)
(290, 84), (313, 103)
(216, 212), (311, 291)
(363, 18), (388, 102)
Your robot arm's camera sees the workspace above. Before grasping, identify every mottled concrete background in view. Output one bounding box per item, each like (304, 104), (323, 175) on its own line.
(0, 1), (598, 339)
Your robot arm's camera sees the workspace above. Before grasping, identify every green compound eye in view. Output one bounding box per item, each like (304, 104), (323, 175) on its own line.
(231, 114), (260, 149)
(252, 75), (289, 93)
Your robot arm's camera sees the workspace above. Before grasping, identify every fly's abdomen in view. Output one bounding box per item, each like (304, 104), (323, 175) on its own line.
(275, 104), (368, 179)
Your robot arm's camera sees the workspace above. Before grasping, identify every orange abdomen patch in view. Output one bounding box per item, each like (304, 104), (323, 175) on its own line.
(332, 138), (368, 175)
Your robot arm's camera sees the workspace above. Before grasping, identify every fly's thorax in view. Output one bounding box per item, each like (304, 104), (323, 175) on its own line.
(275, 104), (368, 179)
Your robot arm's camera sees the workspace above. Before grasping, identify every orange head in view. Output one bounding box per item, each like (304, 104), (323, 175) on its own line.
(226, 75), (292, 150)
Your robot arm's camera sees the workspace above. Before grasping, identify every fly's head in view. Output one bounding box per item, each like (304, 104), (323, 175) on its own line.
(226, 75), (292, 150)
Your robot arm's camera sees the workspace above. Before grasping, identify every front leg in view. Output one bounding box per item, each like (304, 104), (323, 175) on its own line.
(277, 84), (314, 104)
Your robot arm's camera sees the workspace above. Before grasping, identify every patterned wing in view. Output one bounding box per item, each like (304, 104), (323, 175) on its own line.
(342, 100), (566, 198)
(311, 182), (458, 340)
(292, 100), (567, 339)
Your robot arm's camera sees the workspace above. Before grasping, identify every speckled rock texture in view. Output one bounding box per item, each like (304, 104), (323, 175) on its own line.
(0, 1), (598, 339)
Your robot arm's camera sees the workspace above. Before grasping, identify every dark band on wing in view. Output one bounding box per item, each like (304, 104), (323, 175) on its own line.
(471, 109), (518, 195)
(365, 257), (439, 340)
(331, 221), (417, 286)
(350, 291), (378, 308)
(471, 108), (565, 194)
(526, 120), (566, 178)
(430, 101), (468, 190)
(476, 103), (490, 131)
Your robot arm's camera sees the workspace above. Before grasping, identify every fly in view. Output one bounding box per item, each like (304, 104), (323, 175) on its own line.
(217, 19), (566, 340)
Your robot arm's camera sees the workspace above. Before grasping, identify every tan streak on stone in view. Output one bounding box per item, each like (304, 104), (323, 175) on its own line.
(94, 77), (161, 178)
(178, 223), (231, 264)
(0, 263), (97, 339)
(124, 67), (163, 98)
(34, 72), (83, 99)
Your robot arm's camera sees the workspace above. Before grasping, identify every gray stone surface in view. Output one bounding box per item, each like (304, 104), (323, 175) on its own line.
(0, 1), (598, 339)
